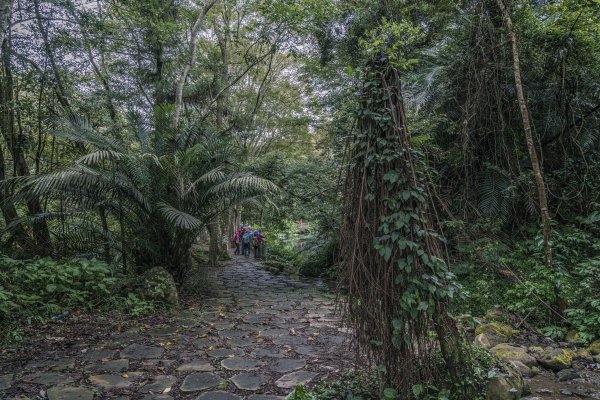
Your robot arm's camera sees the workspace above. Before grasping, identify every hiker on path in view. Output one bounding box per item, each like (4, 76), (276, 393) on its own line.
(231, 227), (242, 255)
(253, 228), (263, 258)
(241, 226), (252, 257)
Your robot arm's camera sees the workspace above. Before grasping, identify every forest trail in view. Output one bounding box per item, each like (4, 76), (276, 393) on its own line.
(0, 257), (354, 399)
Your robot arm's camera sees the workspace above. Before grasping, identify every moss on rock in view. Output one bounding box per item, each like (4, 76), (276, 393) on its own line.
(490, 344), (537, 367)
(138, 266), (179, 305)
(536, 348), (575, 371)
(486, 362), (526, 400)
(475, 323), (518, 347)
(589, 340), (600, 355)
(565, 330), (579, 343)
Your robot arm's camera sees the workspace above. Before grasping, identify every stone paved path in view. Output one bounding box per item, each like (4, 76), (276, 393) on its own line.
(0, 257), (354, 399)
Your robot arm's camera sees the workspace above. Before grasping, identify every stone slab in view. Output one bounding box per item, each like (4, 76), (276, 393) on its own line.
(196, 391), (241, 400)
(120, 344), (164, 359)
(0, 374), (12, 391)
(89, 374), (133, 389)
(176, 360), (214, 372)
(269, 358), (306, 373)
(179, 372), (220, 392)
(221, 357), (262, 371)
(139, 375), (176, 394)
(275, 371), (318, 389)
(230, 373), (267, 390)
(47, 386), (94, 400)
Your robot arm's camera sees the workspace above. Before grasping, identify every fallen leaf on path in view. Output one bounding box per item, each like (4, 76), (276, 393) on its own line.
(122, 373), (129, 378)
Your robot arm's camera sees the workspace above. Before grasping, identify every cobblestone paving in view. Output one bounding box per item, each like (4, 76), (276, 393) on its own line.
(0, 257), (354, 399)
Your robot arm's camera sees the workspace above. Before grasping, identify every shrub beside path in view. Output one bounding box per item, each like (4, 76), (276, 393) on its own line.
(0, 257), (354, 399)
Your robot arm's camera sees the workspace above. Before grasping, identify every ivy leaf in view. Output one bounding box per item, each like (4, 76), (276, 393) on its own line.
(411, 384), (423, 396)
(383, 388), (398, 399)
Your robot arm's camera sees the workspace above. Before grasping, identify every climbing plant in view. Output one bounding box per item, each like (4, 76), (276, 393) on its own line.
(338, 28), (476, 396)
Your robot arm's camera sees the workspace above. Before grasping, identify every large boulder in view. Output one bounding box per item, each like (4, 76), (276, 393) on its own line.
(486, 363), (526, 400)
(491, 344), (537, 367)
(588, 340), (600, 355)
(535, 347), (575, 371)
(138, 267), (179, 304)
(475, 323), (518, 347)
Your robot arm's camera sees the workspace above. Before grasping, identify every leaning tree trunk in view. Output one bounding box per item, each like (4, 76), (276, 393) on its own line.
(174, 0), (217, 127)
(339, 56), (475, 395)
(497, 0), (552, 266)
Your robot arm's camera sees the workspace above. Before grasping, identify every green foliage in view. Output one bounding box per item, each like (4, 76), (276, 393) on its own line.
(453, 222), (600, 343)
(9, 112), (276, 279)
(285, 346), (498, 400)
(359, 19), (425, 70)
(0, 255), (116, 320)
(0, 254), (164, 345)
(266, 238), (302, 268)
(299, 236), (339, 278)
(286, 369), (380, 400)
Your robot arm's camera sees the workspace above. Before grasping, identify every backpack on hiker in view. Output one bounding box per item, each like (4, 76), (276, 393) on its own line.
(242, 232), (250, 244)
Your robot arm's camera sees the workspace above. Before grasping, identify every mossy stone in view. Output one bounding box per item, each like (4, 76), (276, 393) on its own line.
(565, 330), (579, 343)
(536, 348), (575, 371)
(588, 340), (600, 355)
(475, 322), (517, 338)
(138, 267), (178, 304)
(490, 344), (537, 367)
(475, 322), (517, 347)
(486, 363), (525, 400)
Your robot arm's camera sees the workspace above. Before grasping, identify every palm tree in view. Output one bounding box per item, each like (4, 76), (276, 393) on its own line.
(10, 109), (277, 280)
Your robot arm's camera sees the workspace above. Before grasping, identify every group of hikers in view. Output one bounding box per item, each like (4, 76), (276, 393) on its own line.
(231, 225), (264, 258)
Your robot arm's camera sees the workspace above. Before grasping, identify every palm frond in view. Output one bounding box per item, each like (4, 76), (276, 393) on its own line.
(157, 202), (203, 230)
(52, 114), (124, 151)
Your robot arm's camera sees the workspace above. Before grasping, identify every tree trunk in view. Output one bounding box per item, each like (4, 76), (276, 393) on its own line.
(1, 38), (52, 255)
(0, 0), (12, 50)
(174, 0), (217, 126)
(0, 144), (32, 250)
(208, 221), (220, 267)
(497, 0), (552, 267)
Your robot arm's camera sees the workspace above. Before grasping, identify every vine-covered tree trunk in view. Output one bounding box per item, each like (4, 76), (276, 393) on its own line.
(339, 56), (474, 396)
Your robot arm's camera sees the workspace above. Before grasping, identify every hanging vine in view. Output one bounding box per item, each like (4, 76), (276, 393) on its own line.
(338, 49), (476, 397)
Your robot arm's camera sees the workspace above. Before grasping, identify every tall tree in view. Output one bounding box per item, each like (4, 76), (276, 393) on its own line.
(0, 0), (12, 49)
(496, 0), (552, 267)
(339, 52), (474, 395)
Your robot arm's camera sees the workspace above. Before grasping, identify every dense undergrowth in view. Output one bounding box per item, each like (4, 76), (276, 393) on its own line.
(0, 254), (170, 345)
(287, 345), (500, 400)
(449, 221), (600, 344)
